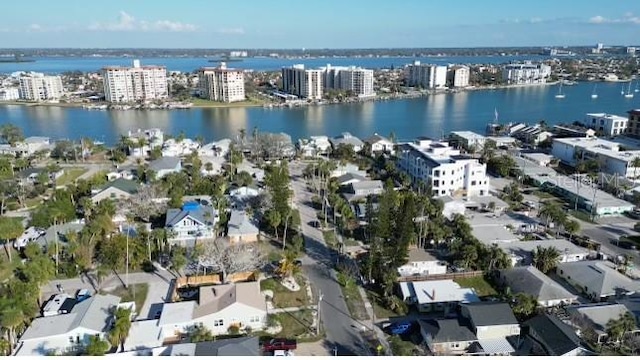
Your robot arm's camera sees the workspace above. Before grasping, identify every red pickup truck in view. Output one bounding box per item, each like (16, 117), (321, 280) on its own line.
(262, 338), (297, 352)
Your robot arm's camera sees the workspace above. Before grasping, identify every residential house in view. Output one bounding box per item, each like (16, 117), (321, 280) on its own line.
(15, 294), (121, 356)
(330, 132), (364, 152)
(297, 136), (332, 157)
(127, 128), (164, 157)
(121, 319), (164, 354)
(497, 239), (591, 267)
(499, 266), (578, 307)
(330, 163), (366, 178)
(34, 221), (85, 250)
(153, 337), (259, 356)
(90, 178), (141, 204)
(227, 210), (259, 243)
(149, 157), (182, 180)
(165, 200), (219, 247)
(335, 172), (366, 186)
(523, 313), (581, 356)
(341, 180), (383, 202)
(13, 226), (45, 249)
(364, 133), (394, 154)
(0, 136), (52, 158)
(18, 167), (64, 185)
(229, 186), (261, 206)
(161, 138), (201, 157)
(439, 196), (466, 220)
(419, 318), (478, 355)
(419, 302), (519, 356)
(236, 160), (265, 183)
(399, 280), (479, 314)
(397, 248), (447, 277)
(105, 168), (135, 182)
(568, 303), (635, 343)
(461, 302), (520, 355)
(198, 139), (231, 158)
(556, 261), (640, 301)
(158, 282), (267, 340)
(512, 125), (553, 146)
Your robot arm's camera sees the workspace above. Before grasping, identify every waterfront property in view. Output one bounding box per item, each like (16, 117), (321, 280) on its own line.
(0, 136), (51, 157)
(501, 61), (551, 85)
(330, 132), (364, 152)
(102, 60), (168, 103)
(127, 128), (164, 157)
(281, 64), (324, 100)
(198, 63), (246, 103)
(18, 72), (64, 101)
(297, 135), (332, 157)
(397, 137), (490, 197)
(582, 113), (629, 137)
(364, 133), (394, 154)
(322, 64), (375, 98)
(404, 61), (447, 89)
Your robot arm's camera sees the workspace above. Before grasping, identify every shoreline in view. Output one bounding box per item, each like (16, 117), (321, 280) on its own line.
(0, 80), (605, 111)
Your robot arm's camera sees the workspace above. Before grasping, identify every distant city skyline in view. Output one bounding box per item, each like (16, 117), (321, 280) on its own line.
(1, 0), (640, 48)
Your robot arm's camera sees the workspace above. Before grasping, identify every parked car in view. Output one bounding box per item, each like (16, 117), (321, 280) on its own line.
(76, 289), (91, 302)
(273, 350), (294, 356)
(612, 238), (637, 250)
(388, 321), (412, 335)
(262, 339), (297, 352)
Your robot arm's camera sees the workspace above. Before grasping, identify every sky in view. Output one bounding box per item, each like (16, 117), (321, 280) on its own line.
(1, 0), (640, 48)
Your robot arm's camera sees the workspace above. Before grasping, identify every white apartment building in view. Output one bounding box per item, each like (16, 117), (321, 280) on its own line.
(281, 64), (323, 100)
(18, 73), (64, 101)
(583, 113), (628, 137)
(551, 136), (640, 178)
(397, 138), (490, 197)
(449, 66), (470, 88)
(0, 87), (19, 101)
(502, 61), (552, 85)
(323, 64), (375, 97)
(404, 61), (447, 89)
(102, 60), (168, 103)
(198, 63), (246, 103)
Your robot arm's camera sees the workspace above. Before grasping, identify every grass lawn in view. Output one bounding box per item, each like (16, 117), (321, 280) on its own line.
(271, 309), (315, 339)
(454, 276), (498, 297)
(25, 197), (42, 208)
(102, 283), (149, 313)
(344, 238), (360, 246)
(322, 230), (338, 249)
(56, 168), (87, 186)
(338, 279), (369, 321)
(366, 290), (405, 319)
(532, 190), (556, 199)
(260, 275), (309, 308)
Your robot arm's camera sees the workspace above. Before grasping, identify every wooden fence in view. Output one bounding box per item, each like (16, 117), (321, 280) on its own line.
(171, 272), (258, 302)
(397, 270), (484, 283)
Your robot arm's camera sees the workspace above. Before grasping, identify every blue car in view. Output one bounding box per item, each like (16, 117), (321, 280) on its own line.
(389, 321), (412, 335)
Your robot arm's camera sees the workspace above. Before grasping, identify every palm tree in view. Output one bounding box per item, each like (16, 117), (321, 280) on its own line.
(0, 308), (24, 354)
(277, 251), (300, 278)
(512, 293), (539, 320)
(108, 307), (132, 352)
(0, 217), (23, 262)
(532, 246), (561, 273)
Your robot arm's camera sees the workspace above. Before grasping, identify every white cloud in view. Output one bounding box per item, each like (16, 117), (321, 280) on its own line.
(88, 11), (197, 32)
(217, 27), (245, 35)
(588, 13), (640, 25)
(28, 24), (42, 31)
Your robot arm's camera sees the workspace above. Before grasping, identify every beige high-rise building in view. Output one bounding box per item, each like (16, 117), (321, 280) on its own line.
(102, 60), (168, 103)
(323, 65), (375, 97)
(449, 66), (470, 88)
(404, 61), (447, 89)
(281, 64), (323, 100)
(18, 73), (64, 101)
(197, 63), (246, 103)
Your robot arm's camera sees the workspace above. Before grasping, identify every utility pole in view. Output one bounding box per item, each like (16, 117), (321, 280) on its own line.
(316, 291), (323, 336)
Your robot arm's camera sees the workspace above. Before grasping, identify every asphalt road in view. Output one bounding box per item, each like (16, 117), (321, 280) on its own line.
(289, 161), (370, 356)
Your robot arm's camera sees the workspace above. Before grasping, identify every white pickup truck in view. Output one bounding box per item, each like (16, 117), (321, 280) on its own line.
(273, 350), (294, 356)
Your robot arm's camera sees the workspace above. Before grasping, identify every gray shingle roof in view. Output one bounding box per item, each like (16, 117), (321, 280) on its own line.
(556, 261), (640, 298)
(227, 210), (259, 237)
(350, 180), (383, 191)
(165, 204), (216, 227)
(330, 132), (364, 148)
(524, 313), (580, 356)
(163, 337), (259, 356)
(149, 156), (181, 172)
(463, 302), (518, 327)
(500, 266), (577, 303)
(20, 294), (120, 341)
(419, 318), (477, 343)
(98, 178), (141, 194)
(336, 172), (366, 184)
(364, 133), (391, 144)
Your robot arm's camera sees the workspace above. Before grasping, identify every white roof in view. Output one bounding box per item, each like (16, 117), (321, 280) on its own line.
(557, 261), (640, 297)
(451, 131), (486, 140)
(123, 320), (163, 352)
(497, 239), (590, 258)
(158, 301), (196, 325)
(399, 280), (479, 305)
(474, 338), (515, 355)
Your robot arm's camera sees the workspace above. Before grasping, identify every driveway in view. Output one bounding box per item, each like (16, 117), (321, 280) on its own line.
(289, 161), (371, 356)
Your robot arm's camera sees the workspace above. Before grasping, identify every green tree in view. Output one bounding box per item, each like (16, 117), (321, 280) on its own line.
(389, 335), (414, 356)
(83, 336), (110, 356)
(0, 307), (24, 354)
(108, 307), (132, 352)
(512, 293), (539, 321)
(0, 217), (23, 262)
(277, 250), (301, 278)
(0, 124), (24, 146)
(266, 209), (282, 239)
(564, 219), (580, 240)
(532, 246), (561, 274)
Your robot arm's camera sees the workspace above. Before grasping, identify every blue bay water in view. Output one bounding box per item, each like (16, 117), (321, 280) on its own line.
(0, 82), (638, 145)
(0, 55), (545, 74)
